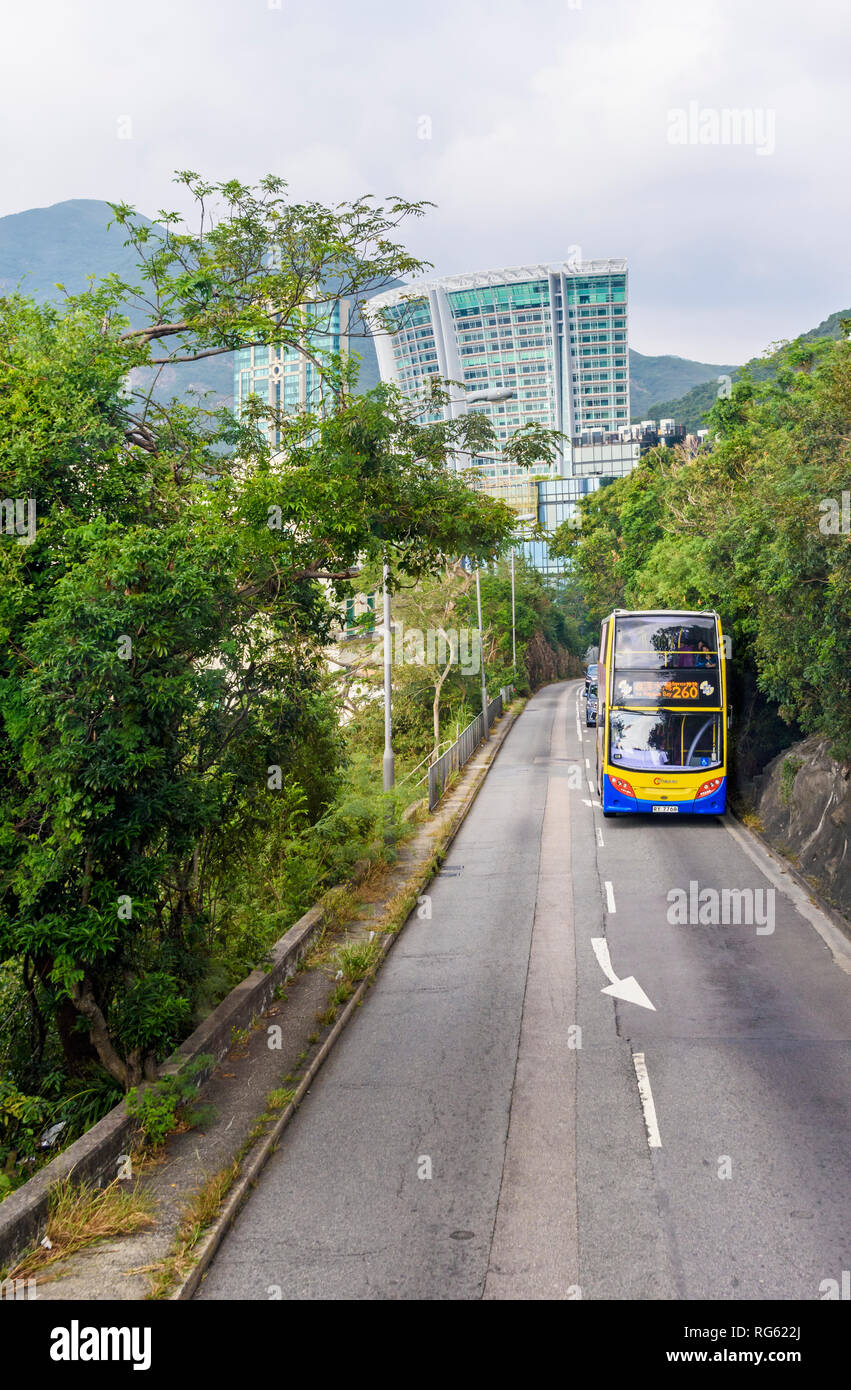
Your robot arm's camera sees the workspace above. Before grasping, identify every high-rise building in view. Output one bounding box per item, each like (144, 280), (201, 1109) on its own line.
(232, 291), (388, 439)
(233, 300), (349, 444)
(367, 260), (631, 576)
(367, 260), (629, 487)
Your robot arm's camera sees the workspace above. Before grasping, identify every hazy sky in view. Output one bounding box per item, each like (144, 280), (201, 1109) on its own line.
(2, 0), (847, 360)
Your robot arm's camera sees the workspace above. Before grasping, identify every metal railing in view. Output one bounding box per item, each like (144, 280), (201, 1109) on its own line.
(398, 738), (454, 789)
(427, 685), (515, 811)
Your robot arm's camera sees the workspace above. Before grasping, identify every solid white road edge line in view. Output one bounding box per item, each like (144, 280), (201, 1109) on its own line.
(632, 1052), (663, 1149)
(724, 818), (851, 975)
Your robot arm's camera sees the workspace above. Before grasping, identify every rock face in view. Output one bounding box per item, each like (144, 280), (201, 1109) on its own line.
(748, 736), (851, 916)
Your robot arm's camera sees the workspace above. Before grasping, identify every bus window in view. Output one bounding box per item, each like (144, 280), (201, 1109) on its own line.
(614, 615), (718, 671)
(608, 709), (723, 771)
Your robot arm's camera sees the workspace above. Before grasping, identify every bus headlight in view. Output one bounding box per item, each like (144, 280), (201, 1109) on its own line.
(696, 776), (724, 799)
(608, 774), (635, 797)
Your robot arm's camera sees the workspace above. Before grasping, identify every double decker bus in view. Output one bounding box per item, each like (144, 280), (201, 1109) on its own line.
(595, 610), (728, 816)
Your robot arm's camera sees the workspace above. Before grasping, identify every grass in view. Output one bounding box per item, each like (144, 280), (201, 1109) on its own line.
(146, 1159), (241, 1299)
(3, 1176), (155, 1282)
(334, 937), (383, 981)
(316, 978), (355, 1027)
(780, 756), (805, 807)
(319, 884), (359, 930)
(266, 1088), (295, 1110)
(146, 1084), (298, 1297)
(354, 856), (394, 902)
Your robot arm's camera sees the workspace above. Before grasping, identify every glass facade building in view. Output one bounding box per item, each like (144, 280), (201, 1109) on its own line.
(367, 261), (629, 486)
(367, 261), (632, 576)
(233, 300), (349, 446)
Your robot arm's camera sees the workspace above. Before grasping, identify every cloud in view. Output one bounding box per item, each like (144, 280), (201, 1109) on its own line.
(0, 0), (847, 361)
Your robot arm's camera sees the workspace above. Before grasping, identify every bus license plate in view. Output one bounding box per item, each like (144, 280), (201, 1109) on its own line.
(652, 804), (679, 813)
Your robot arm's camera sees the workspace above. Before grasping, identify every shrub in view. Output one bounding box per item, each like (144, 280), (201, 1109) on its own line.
(126, 1055), (215, 1149)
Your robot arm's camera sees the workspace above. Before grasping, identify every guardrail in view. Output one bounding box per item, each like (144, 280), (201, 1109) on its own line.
(428, 685), (515, 811)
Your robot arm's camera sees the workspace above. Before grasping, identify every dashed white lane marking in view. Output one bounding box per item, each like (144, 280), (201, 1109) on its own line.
(632, 1052), (663, 1148)
(585, 758), (590, 769)
(596, 826), (604, 849)
(605, 880), (617, 913)
(587, 779), (595, 797)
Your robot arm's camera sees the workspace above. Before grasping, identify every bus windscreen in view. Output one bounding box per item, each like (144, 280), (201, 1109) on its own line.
(608, 709), (723, 771)
(613, 615), (718, 671)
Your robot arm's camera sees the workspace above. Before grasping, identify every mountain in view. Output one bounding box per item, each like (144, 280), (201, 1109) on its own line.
(643, 308), (851, 432)
(0, 199), (234, 404)
(0, 199), (388, 408)
(0, 198), (147, 299)
(629, 349), (737, 419)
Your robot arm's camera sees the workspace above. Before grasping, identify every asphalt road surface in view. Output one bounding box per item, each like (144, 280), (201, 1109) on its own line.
(198, 681), (851, 1300)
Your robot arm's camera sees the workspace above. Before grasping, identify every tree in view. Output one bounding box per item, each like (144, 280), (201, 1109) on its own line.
(549, 330), (851, 774)
(1, 175), (556, 1091)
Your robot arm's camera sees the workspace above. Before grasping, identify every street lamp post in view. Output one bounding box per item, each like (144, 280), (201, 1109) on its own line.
(510, 547), (516, 676)
(510, 511), (536, 687)
(475, 564), (489, 740)
(382, 558), (394, 793)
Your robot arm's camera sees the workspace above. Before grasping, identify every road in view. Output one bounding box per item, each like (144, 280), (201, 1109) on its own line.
(197, 681), (851, 1300)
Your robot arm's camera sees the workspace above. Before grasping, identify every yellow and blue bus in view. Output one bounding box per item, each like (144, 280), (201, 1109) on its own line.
(595, 609), (728, 816)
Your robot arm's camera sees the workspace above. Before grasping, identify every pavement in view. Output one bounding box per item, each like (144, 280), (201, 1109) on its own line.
(23, 702), (519, 1299)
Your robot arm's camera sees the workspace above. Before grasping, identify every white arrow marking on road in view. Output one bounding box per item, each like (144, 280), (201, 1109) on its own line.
(591, 937), (656, 1010)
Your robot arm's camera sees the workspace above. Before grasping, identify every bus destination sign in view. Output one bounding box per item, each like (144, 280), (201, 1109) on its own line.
(613, 672), (721, 707)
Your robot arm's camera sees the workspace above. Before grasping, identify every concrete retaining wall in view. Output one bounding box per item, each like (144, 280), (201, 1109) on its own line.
(0, 875), (356, 1271)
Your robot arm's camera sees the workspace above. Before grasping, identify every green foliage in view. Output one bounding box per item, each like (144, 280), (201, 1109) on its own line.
(780, 757), (805, 806)
(631, 348), (737, 424)
(126, 1055), (214, 1149)
(643, 309), (850, 430)
(0, 1080), (52, 1194)
(0, 174), (522, 1106)
(339, 554), (580, 768)
(475, 557), (582, 692)
(552, 328), (851, 774)
(334, 938), (382, 982)
(114, 975), (192, 1058)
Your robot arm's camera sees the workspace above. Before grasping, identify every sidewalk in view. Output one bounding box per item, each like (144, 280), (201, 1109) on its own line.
(17, 703), (522, 1300)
